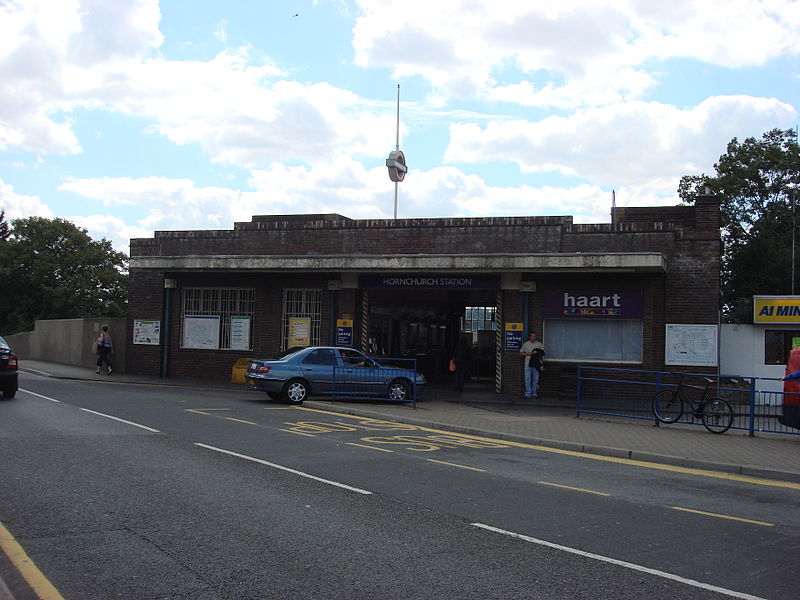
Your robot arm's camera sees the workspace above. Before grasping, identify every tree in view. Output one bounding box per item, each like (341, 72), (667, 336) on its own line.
(678, 128), (800, 321)
(0, 217), (128, 335)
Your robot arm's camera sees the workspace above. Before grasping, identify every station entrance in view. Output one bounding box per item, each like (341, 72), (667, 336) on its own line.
(365, 289), (498, 386)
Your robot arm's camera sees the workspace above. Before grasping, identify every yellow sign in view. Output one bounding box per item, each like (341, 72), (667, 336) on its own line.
(337, 318), (353, 328)
(505, 322), (524, 332)
(753, 296), (800, 324)
(289, 317), (311, 346)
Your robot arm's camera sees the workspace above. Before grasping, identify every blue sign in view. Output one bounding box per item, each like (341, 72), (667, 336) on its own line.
(336, 319), (353, 346)
(504, 323), (524, 350)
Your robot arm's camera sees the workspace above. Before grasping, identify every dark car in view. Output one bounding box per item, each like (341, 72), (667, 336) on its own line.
(246, 346), (426, 404)
(0, 336), (18, 399)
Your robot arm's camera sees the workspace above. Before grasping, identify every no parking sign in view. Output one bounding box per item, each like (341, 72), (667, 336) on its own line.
(504, 323), (524, 351)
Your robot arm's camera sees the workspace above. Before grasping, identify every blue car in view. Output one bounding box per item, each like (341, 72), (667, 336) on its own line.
(246, 346), (425, 404)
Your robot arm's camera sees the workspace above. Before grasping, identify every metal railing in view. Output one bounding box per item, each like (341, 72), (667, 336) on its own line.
(576, 366), (800, 437)
(330, 358), (419, 406)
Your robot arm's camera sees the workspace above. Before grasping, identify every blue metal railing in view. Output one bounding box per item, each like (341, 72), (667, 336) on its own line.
(330, 358), (419, 406)
(576, 366), (800, 437)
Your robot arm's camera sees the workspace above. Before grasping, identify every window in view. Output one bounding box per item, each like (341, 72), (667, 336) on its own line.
(281, 289), (322, 350)
(181, 288), (255, 350)
(303, 348), (336, 366)
(765, 330), (800, 365)
(462, 306), (497, 333)
(544, 319), (642, 362)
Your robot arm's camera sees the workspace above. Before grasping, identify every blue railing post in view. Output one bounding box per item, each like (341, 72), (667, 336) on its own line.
(748, 377), (756, 437)
(653, 371), (663, 427)
(576, 366), (582, 418)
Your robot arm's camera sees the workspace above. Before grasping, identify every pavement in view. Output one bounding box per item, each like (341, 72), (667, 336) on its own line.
(18, 360), (800, 485)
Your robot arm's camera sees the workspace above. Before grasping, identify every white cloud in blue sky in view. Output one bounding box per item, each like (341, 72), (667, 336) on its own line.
(0, 0), (798, 252)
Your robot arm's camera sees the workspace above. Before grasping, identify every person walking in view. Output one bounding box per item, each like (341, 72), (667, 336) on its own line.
(520, 331), (545, 399)
(95, 325), (113, 375)
(452, 337), (473, 393)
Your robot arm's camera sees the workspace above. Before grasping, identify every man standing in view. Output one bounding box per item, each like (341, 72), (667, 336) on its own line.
(520, 331), (545, 399)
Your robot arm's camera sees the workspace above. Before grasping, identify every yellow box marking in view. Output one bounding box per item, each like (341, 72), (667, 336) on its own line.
(347, 443), (395, 453)
(278, 428), (316, 437)
(295, 406), (800, 491)
(0, 520), (65, 600)
(538, 481), (611, 496)
(427, 459), (486, 472)
(186, 408), (230, 415)
(672, 507), (775, 527)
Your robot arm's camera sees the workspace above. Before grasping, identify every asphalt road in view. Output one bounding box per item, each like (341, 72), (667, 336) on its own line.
(1, 372), (798, 599)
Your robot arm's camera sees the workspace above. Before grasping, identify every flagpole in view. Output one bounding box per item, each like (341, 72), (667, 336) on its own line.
(394, 84), (400, 220)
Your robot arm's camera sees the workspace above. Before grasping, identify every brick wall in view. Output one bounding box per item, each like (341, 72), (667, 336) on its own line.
(128, 200), (721, 388)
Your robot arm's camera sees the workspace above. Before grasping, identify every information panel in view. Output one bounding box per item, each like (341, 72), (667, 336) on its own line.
(230, 316), (251, 351)
(665, 324), (718, 367)
(133, 319), (160, 345)
(289, 317), (311, 347)
(183, 315), (220, 350)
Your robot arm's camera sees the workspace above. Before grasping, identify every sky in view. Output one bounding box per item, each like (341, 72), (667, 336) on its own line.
(1, 0), (799, 254)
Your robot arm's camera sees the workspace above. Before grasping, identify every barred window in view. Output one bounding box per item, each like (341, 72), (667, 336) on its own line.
(181, 288), (255, 350)
(281, 289), (322, 350)
(462, 306), (497, 333)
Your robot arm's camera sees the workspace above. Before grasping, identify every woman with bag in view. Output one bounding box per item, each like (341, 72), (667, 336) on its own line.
(95, 325), (113, 375)
(452, 337), (473, 394)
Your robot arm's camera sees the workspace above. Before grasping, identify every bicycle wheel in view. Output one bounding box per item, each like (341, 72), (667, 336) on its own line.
(700, 398), (733, 434)
(652, 390), (683, 423)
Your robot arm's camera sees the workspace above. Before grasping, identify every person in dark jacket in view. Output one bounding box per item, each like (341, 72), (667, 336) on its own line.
(452, 337), (473, 393)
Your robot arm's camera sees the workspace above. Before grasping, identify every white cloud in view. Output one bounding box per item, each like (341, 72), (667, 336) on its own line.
(0, 179), (53, 220)
(353, 0), (800, 105)
(444, 95), (798, 188)
(0, 0), (162, 155)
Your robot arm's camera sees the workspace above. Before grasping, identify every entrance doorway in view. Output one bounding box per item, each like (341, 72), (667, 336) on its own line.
(365, 289), (497, 387)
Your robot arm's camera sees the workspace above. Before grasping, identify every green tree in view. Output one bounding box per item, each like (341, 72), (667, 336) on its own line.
(678, 128), (800, 321)
(0, 217), (128, 335)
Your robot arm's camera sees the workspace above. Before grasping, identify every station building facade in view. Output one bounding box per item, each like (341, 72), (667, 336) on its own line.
(126, 196), (720, 399)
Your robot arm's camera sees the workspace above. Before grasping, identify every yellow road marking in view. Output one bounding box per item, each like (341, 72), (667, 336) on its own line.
(186, 408), (229, 415)
(295, 406), (800, 491)
(538, 481), (611, 496)
(225, 417), (257, 425)
(264, 407), (297, 410)
(672, 507), (775, 527)
(0, 521), (64, 600)
(427, 459), (486, 472)
(347, 443), (395, 453)
(279, 428), (316, 437)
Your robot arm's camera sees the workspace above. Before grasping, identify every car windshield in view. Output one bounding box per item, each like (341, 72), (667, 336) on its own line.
(0, 337), (8, 350)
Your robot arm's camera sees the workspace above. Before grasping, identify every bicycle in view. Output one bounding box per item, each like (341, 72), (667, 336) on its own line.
(651, 374), (734, 434)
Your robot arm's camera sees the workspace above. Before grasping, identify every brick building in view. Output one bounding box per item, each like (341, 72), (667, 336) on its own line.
(127, 196), (720, 399)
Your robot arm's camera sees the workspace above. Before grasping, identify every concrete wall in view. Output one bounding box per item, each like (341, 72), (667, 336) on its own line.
(4, 317), (127, 373)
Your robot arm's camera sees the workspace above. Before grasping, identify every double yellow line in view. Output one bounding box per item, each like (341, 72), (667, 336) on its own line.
(0, 521), (64, 600)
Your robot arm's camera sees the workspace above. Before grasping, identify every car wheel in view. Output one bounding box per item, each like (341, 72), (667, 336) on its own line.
(1, 388), (16, 399)
(283, 379), (309, 405)
(387, 379), (410, 401)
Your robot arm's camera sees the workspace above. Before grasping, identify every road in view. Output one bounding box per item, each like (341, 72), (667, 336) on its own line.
(1, 372), (798, 599)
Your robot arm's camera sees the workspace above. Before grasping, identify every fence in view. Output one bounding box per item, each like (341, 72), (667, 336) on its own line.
(576, 366), (800, 437)
(329, 358), (420, 406)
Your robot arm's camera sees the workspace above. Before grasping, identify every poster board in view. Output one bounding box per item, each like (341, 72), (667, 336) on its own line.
(230, 316), (251, 350)
(133, 320), (161, 345)
(183, 315), (221, 350)
(289, 317), (312, 347)
(665, 324), (718, 366)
